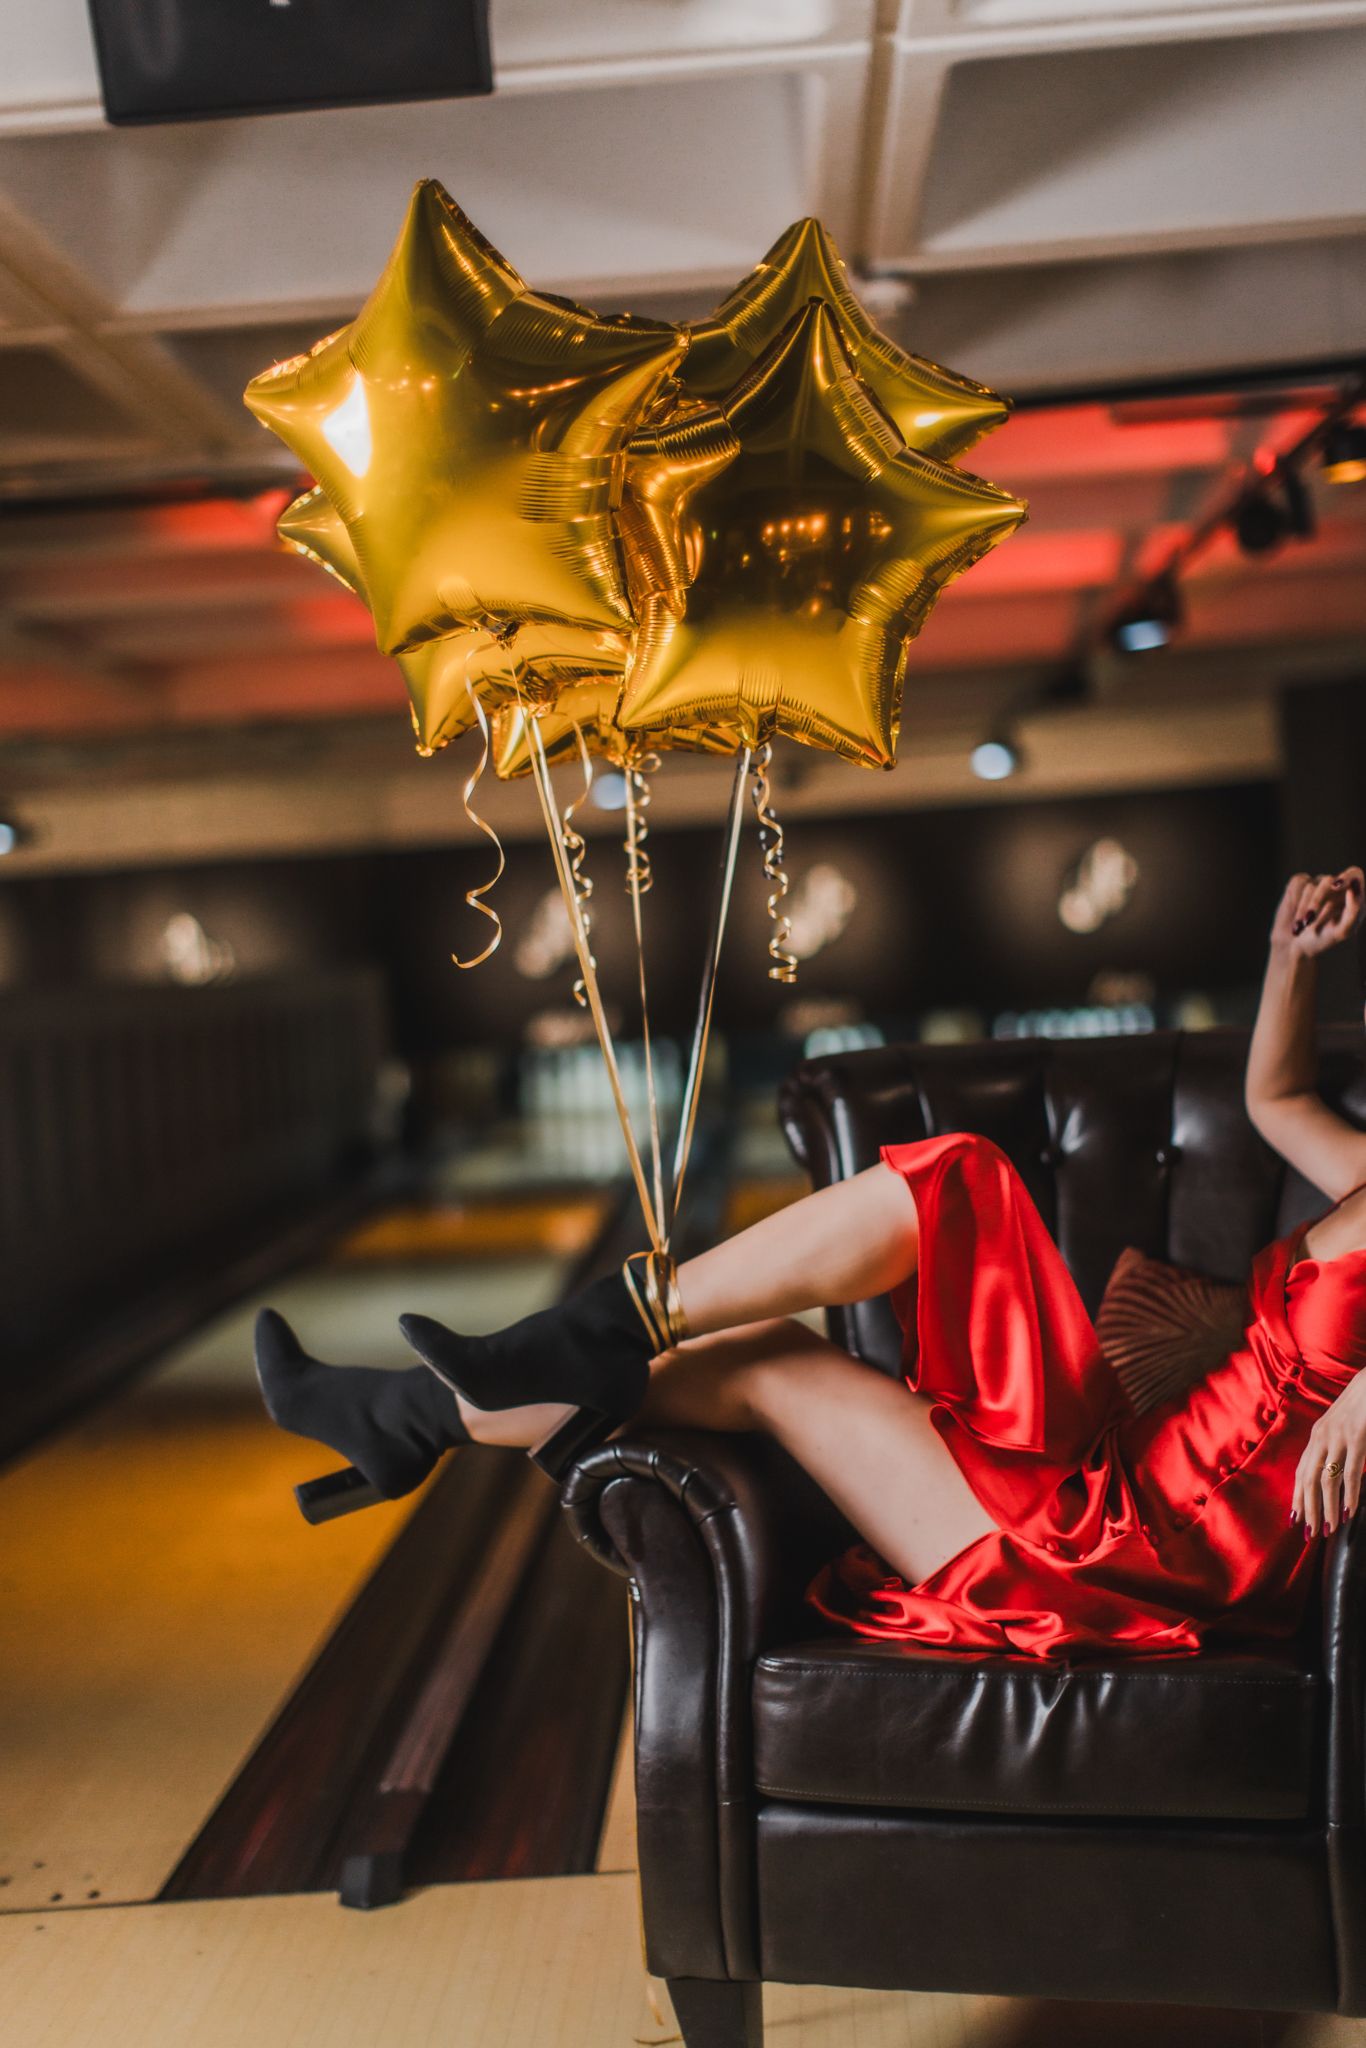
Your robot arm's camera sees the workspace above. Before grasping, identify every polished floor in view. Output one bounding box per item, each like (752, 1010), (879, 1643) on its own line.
(0, 1162), (593, 1915)
(5, 1859), (1366, 2048)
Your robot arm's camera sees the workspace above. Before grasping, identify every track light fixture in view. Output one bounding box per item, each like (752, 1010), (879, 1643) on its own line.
(1108, 573), (1183, 655)
(1232, 458), (1315, 556)
(1322, 421), (1366, 486)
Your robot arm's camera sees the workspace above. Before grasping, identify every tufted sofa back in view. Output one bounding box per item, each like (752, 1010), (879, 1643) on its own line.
(779, 1026), (1366, 1377)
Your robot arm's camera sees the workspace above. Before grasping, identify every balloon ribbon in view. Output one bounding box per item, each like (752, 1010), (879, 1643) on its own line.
(749, 741), (797, 985)
(670, 746), (753, 1234)
(450, 681), (505, 971)
(624, 751), (666, 1249)
(562, 725), (597, 1008)
(526, 715), (665, 1253)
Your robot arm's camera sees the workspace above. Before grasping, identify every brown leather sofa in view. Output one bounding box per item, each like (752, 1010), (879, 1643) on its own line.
(562, 1029), (1366, 2045)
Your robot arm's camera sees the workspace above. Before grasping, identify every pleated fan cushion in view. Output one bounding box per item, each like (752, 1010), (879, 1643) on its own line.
(1096, 1246), (1251, 1416)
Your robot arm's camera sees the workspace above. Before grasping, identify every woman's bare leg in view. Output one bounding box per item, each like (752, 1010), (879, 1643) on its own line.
(639, 1318), (994, 1583)
(675, 1161), (919, 1334)
(455, 1318), (989, 1583)
(450, 1162), (921, 1452)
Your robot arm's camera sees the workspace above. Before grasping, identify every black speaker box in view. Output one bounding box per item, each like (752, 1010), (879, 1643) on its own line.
(86, 0), (493, 125)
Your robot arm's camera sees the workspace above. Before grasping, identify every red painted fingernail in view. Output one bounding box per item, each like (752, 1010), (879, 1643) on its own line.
(1292, 919), (1306, 934)
(1290, 1511), (1299, 1523)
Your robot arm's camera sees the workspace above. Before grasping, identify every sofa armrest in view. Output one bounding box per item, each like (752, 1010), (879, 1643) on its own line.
(1323, 1517), (1366, 1827)
(560, 1426), (857, 1981)
(1321, 1519), (1366, 2011)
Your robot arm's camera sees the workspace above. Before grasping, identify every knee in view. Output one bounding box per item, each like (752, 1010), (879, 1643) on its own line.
(740, 1317), (830, 1428)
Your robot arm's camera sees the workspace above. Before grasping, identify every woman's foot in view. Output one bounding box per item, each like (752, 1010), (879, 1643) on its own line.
(254, 1307), (469, 1500)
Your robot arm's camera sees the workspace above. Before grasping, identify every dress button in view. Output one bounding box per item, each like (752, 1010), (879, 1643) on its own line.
(1141, 1523), (1152, 1537)
(1045, 1539), (1060, 1554)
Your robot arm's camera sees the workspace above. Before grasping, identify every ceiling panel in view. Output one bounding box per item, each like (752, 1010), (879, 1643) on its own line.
(0, 55), (867, 327)
(0, 345), (156, 464)
(896, 236), (1366, 394)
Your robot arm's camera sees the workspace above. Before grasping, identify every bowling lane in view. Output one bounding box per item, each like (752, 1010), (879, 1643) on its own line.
(0, 1168), (607, 1917)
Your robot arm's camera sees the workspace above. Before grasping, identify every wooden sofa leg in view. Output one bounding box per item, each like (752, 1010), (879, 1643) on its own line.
(665, 1977), (763, 2047)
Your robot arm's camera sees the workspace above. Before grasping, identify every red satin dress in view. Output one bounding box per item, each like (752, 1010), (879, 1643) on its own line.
(805, 1130), (1366, 1661)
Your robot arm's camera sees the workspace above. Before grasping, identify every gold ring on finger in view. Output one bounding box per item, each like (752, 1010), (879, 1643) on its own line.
(1325, 1460), (1346, 1477)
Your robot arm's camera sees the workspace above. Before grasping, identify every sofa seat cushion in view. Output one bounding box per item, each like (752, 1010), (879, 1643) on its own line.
(752, 1638), (1319, 1821)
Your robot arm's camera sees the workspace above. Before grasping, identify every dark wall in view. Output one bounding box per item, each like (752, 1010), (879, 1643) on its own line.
(384, 780), (1281, 1047)
(0, 969), (388, 1371)
(1281, 678), (1366, 1022)
(0, 778), (1281, 1052)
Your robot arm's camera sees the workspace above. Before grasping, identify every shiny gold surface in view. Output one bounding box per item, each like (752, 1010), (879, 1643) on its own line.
(618, 299), (1026, 769)
(245, 180), (684, 656)
(277, 484), (631, 754)
(681, 216), (1010, 461)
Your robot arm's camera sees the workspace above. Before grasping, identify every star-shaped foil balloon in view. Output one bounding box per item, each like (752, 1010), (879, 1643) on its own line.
(276, 485), (630, 753)
(681, 217), (1008, 463)
(617, 298), (1026, 770)
(245, 180), (685, 656)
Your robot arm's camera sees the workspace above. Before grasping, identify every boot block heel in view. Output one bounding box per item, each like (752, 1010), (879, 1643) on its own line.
(529, 1407), (617, 1484)
(295, 1466), (384, 1524)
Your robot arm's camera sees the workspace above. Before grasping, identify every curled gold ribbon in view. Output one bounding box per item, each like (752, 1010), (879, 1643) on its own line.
(562, 723), (597, 1007)
(450, 674), (506, 971)
(749, 741), (798, 985)
(623, 750), (660, 897)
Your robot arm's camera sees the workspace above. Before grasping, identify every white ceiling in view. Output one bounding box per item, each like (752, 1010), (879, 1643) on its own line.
(0, 0), (1363, 871)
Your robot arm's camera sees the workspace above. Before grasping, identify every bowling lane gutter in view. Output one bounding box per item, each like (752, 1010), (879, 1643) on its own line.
(157, 1112), (740, 1907)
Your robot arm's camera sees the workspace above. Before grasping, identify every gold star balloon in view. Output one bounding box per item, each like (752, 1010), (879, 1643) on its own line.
(681, 217), (1009, 463)
(618, 298), (1026, 770)
(276, 485), (630, 753)
(245, 179), (685, 656)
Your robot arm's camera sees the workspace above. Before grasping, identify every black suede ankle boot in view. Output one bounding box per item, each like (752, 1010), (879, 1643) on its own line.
(254, 1307), (470, 1521)
(398, 1252), (686, 1421)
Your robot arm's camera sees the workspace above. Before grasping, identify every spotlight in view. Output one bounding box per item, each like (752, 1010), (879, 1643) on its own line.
(970, 735), (1021, 782)
(0, 815), (27, 855)
(591, 769), (628, 812)
(1323, 422), (1366, 486)
(1108, 574), (1182, 655)
(1232, 459), (1314, 556)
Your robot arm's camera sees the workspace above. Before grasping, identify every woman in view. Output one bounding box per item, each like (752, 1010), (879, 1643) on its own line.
(256, 867), (1366, 1661)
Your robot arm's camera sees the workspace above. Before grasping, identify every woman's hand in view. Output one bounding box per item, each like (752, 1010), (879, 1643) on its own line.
(1271, 867), (1364, 961)
(1293, 1372), (1366, 1535)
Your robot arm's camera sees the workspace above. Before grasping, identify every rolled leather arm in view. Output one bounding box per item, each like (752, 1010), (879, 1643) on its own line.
(559, 1426), (857, 1981)
(1322, 1515), (1366, 1828)
(1320, 1518), (1366, 2012)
